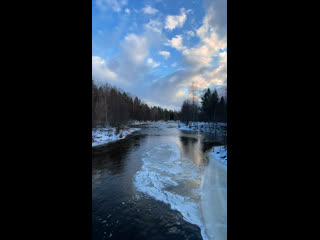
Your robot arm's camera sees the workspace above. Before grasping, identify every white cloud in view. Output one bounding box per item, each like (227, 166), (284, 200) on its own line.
(142, 5), (158, 14)
(218, 51), (227, 65)
(92, 33), (151, 88)
(92, 56), (118, 83)
(92, 24), (166, 91)
(203, 0), (227, 39)
(182, 28), (226, 69)
(96, 0), (127, 12)
(176, 89), (187, 97)
(166, 35), (185, 51)
(122, 34), (149, 64)
(147, 58), (160, 68)
(144, 19), (162, 33)
(159, 51), (170, 59)
(186, 30), (195, 36)
(165, 8), (190, 31)
(124, 8), (130, 14)
(202, 51), (227, 86)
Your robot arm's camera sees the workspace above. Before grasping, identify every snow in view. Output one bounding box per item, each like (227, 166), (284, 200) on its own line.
(128, 120), (150, 125)
(129, 120), (178, 126)
(177, 121), (227, 134)
(92, 127), (140, 147)
(209, 146), (227, 165)
(134, 142), (210, 240)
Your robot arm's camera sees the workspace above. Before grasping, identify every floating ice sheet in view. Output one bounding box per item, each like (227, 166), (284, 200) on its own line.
(134, 142), (209, 240)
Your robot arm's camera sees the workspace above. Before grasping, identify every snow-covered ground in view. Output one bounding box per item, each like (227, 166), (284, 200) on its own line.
(178, 121), (227, 134)
(129, 120), (178, 126)
(128, 120), (151, 125)
(92, 127), (140, 147)
(209, 145), (227, 165)
(200, 145), (227, 240)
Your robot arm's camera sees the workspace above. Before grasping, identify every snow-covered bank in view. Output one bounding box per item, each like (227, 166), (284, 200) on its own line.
(201, 146), (227, 240)
(178, 122), (227, 134)
(129, 120), (179, 126)
(92, 127), (140, 147)
(128, 120), (152, 125)
(209, 146), (227, 165)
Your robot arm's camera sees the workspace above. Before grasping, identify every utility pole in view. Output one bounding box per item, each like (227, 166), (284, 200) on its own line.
(105, 94), (108, 127)
(191, 82), (195, 127)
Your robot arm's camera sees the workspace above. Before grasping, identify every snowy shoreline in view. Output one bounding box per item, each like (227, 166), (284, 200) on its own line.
(92, 120), (178, 147)
(92, 126), (140, 147)
(209, 145), (227, 165)
(178, 121), (227, 134)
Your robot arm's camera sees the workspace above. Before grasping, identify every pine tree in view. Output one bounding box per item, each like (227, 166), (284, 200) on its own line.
(201, 88), (211, 122)
(210, 89), (219, 122)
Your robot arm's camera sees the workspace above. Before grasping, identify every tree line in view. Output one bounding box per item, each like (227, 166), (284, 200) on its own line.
(180, 88), (227, 124)
(92, 80), (179, 128)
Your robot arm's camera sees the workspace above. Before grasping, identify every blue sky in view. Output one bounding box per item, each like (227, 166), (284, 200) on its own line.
(92, 0), (227, 110)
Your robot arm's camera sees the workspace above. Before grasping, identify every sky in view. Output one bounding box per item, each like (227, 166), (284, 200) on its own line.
(92, 0), (227, 111)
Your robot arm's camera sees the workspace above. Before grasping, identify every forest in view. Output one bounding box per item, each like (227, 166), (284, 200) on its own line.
(92, 80), (179, 128)
(180, 88), (227, 124)
(92, 80), (227, 129)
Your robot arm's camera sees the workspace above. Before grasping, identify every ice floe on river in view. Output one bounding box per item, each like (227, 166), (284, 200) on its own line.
(134, 142), (209, 240)
(202, 145), (227, 240)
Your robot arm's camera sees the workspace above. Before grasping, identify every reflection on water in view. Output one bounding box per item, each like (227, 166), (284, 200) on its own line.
(93, 139), (132, 175)
(92, 134), (145, 176)
(92, 122), (225, 240)
(178, 135), (204, 167)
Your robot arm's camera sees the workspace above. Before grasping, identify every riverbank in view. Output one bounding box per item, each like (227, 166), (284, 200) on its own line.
(209, 145), (227, 165)
(178, 121), (227, 134)
(201, 145), (227, 240)
(92, 126), (140, 147)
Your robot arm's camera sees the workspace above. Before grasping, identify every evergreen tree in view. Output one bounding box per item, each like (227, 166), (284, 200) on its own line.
(210, 89), (219, 122)
(201, 88), (211, 122)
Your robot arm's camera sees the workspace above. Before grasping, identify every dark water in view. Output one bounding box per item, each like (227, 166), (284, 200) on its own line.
(92, 122), (225, 240)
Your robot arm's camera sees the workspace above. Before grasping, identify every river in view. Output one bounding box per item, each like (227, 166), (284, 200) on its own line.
(92, 121), (226, 240)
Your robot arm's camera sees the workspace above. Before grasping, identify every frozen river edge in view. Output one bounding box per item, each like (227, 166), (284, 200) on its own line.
(201, 146), (227, 240)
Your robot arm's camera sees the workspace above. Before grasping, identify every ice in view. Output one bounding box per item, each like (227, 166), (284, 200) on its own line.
(201, 146), (227, 240)
(134, 142), (209, 240)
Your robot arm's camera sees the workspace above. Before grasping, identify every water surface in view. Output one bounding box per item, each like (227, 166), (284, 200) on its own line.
(92, 122), (225, 240)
